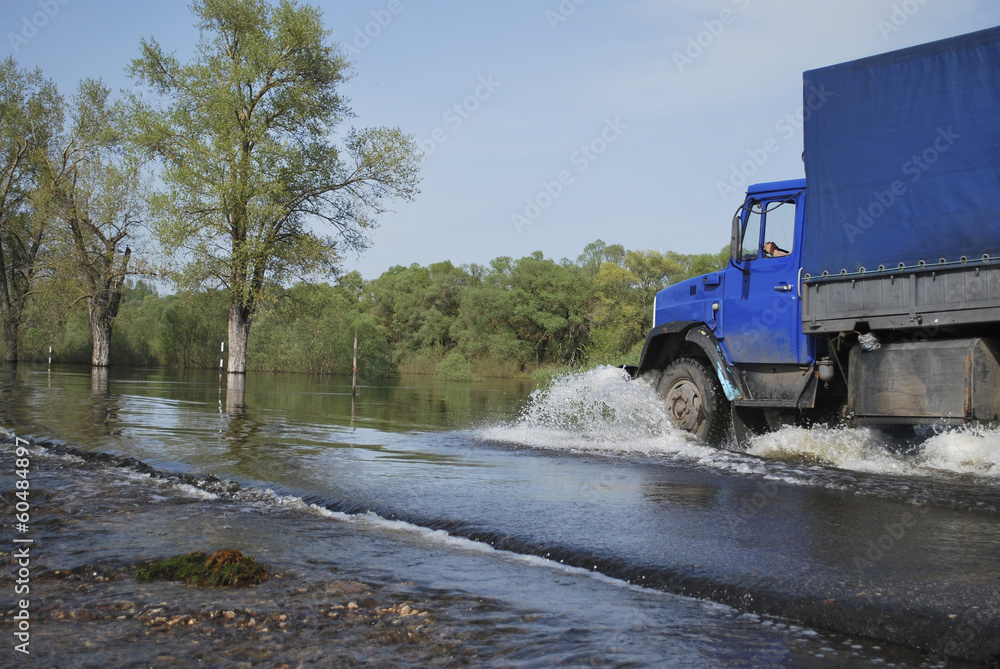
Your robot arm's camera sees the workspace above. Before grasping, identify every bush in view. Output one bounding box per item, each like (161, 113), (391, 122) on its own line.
(437, 351), (476, 382)
(531, 365), (572, 387)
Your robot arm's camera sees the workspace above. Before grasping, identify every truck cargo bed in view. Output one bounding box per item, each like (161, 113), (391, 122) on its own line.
(802, 263), (1000, 334)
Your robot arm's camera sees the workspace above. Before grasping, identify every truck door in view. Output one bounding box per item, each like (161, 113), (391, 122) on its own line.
(721, 190), (810, 365)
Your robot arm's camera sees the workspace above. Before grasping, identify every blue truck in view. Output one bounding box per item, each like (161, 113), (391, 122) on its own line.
(630, 27), (1000, 447)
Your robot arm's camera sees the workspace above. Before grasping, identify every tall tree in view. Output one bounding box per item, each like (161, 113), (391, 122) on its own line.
(668, 246), (730, 281)
(42, 79), (147, 366)
(130, 0), (420, 373)
(0, 58), (61, 364)
(577, 238), (625, 273)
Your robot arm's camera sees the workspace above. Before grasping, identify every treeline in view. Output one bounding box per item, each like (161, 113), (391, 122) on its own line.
(24, 240), (727, 379)
(1, 1), (726, 377)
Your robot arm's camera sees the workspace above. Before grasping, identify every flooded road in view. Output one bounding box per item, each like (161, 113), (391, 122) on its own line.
(2, 364), (1000, 666)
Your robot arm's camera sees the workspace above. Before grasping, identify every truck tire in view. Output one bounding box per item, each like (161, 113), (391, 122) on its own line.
(657, 357), (728, 445)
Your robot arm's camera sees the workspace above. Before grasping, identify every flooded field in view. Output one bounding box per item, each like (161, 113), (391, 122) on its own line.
(2, 364), (999, 666)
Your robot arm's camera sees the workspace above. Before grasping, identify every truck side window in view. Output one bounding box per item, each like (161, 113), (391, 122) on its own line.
(761, 197), (796, 258)
(740, 201), (763, 261)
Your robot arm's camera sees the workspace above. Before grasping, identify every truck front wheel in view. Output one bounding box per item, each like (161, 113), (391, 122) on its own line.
(657, 357), (728, 445)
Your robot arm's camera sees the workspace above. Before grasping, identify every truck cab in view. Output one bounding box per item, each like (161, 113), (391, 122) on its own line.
(636, 180), (834, 446)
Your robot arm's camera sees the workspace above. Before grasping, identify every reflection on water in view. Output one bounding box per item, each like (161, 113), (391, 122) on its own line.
(87, 367), (121, 438)
(91, 366), (109, 394)
(1, 364), (533, 458)
(225, 371), (245, 416)
(642, 479), (723, 510)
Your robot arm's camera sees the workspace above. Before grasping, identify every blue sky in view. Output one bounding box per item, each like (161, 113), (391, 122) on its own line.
(4, 0), (999, 280)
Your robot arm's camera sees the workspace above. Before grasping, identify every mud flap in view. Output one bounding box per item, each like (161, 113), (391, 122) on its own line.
(731, 404), (769, 451)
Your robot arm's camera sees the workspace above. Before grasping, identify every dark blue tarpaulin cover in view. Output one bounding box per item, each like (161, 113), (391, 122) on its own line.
(802, 27), (1000, 280)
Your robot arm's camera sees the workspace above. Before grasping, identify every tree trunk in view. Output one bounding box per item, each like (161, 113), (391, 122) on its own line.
(1, 312), (17, 366)
(89, 284), (125, 367)
(227, 301), (252, 374)
(90, 311), (113, 367)
(86, 248), (129, 368)
(0, 241), (17, 365)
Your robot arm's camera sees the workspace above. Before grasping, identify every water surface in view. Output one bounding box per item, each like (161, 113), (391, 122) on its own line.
(3, 364), (999, 665)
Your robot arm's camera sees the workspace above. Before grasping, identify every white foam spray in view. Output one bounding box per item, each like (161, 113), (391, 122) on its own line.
(480, 365), (1000, 483)
(748, 424), (1000, 480)
(479, 366), (717, 459)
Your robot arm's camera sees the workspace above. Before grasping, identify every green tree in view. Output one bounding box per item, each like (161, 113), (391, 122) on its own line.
(366, 263), (432, 350)
(451, 279), (531, 371)
(670, 246), (730, 281)
(41, 79), (147, 366)
(109, 281), (161, 366)
(583, 247), (690, 365)
(157, 291), (228, 368)
(624, 249), (685, 311)
(130, 0), (420, 373)
(415, 261), (473, 350)
(0, 58), (61, 363)
(588, 261), (643, 360)
(248, 281), (394, 376)
(577, 238), (625, 273)
(506, 253), (590, 366)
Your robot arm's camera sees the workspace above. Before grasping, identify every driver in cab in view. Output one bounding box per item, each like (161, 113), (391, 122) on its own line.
(763, 241), (789, 258)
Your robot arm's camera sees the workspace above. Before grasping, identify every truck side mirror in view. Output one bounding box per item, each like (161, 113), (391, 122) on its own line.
(730, 210), (742, 265)
(730, 206), (751, 275)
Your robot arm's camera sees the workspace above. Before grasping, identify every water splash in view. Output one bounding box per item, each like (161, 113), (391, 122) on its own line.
(518, 366), (666, 436)
(917, 426), (1000, 478)
(748, 424), (1000, 480)
(746, 425), (908, 472)
(480, 366), (1000, 484)
(478, 366), (720, 457)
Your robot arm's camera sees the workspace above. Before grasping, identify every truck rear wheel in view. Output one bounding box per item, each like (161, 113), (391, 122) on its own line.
(657, 357), (728, 445)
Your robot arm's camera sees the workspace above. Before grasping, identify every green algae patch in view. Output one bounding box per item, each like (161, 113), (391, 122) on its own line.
(135, 549), (267, 587)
